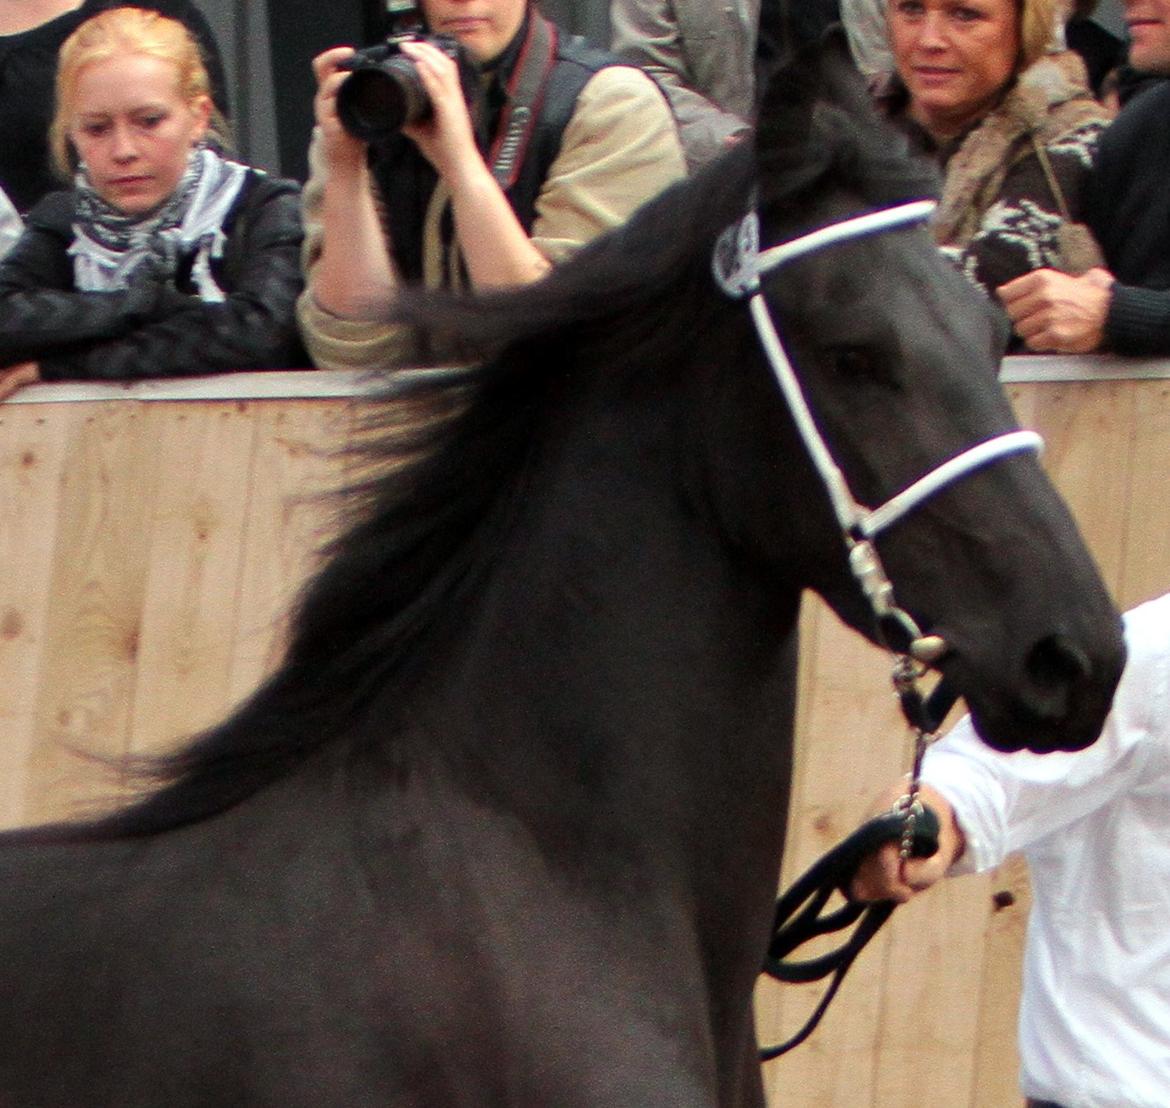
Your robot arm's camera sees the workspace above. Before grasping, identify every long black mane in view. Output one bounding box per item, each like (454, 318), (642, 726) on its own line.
(58, 46), (938, 840)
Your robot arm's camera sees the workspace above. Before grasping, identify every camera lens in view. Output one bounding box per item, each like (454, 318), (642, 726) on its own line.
(336, 60), (432, 141)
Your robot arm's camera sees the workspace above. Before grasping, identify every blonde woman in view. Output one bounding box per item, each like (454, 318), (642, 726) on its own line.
(0, 7), (304, 399)
(876, 0), (1111, 302)
(0, 0), (228, 215)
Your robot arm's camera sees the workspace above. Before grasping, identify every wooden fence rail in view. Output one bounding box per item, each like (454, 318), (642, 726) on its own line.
(1, 359), (1167, 1105)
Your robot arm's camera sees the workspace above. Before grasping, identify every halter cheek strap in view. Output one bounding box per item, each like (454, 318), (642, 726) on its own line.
(717, 200), (1046, 1060)
(713, 200), (1043, 643)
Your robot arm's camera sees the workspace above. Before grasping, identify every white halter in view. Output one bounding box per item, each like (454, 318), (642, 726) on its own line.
(713, 200), (1043, 649)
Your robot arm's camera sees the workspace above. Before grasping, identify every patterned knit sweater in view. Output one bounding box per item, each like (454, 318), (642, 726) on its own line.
(880, 52), (1112, 297)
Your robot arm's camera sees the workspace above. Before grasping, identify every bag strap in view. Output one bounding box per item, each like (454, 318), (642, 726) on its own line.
(1030, 136), (1072, 220)
(488, 12), (559, 191)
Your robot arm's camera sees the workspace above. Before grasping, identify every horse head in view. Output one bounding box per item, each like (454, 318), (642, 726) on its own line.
(712, 34), (1125, 754)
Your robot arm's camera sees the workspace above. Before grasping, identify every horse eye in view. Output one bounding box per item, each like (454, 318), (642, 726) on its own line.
(832, 347), (875, 378)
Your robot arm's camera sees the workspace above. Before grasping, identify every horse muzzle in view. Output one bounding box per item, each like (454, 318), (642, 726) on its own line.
(956, 621), (1127, 754)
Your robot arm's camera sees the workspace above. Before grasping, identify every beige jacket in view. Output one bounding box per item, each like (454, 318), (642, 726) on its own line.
(297, 65), (686, 371)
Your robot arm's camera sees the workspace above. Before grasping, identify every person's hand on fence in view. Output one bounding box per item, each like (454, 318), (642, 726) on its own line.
(0, 361), (40, 400)
(997, 267), (1114, 353)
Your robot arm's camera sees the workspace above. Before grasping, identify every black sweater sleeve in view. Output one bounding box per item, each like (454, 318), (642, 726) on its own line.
(1105, 285), (1170, 356)
(1085, 83), (1170, 356)
(9, 178), (309, 381)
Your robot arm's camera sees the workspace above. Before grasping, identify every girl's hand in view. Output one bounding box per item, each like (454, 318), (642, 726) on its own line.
(0, 362), (40, 400)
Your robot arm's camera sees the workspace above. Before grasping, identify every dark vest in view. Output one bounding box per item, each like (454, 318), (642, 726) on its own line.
(370, 17), (619, 282)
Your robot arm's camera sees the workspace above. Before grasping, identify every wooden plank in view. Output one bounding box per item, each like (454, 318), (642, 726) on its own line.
(760, 604), (908, 1103)
(1116, 379), (1170, 610)
(226, 399), (355, 705)
(126, 402), (262, 757)
(1008, 380), (1134, 588)
(0, 404), (74, 829)
(22, 403), (164, 826)
(869, 876), (988, 1105)
(971, 855), (1032, 1108)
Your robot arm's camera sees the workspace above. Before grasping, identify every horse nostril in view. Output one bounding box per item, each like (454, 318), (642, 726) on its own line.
(1025, 634), (1091, 692)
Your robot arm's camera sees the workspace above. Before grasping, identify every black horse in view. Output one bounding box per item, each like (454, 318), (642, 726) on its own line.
(0, 42), (1124, 1108)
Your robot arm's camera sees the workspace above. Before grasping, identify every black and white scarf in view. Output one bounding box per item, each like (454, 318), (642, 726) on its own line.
(68, 147), (249, 302)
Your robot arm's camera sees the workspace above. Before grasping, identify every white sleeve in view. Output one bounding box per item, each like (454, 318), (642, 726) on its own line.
(923, 593), (1170, 873)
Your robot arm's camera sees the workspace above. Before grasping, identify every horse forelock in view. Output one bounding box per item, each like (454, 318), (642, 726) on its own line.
(755, 99), (939, 226)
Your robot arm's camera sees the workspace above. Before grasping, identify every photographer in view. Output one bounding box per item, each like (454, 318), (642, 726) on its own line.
(297, 0), (686, 369)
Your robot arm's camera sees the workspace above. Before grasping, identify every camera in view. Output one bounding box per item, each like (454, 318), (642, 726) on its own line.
(336, 32), (469, 142)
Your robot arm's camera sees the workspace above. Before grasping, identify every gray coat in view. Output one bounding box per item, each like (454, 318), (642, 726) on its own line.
(610, 0), (758, 171)
(840, 0), (892, 78)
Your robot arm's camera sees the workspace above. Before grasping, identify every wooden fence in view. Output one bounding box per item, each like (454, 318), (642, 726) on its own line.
(1, 358), (1167, 1104)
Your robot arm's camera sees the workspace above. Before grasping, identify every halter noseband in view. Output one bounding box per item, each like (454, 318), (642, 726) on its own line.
(713, 200), (1042, 657)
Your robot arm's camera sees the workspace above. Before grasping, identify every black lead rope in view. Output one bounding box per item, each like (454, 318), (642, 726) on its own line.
(758, 805), (940, 1060)
(758, 677), (957, 1061)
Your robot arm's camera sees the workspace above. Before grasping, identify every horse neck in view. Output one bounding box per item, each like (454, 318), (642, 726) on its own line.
(410, 366), (803, 895)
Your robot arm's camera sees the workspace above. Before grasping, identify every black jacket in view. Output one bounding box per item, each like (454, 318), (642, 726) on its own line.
(1086, 80), (1170, 356)
(0, 171), (309, 379)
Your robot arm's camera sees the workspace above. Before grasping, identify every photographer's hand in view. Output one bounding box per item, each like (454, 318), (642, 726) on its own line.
(398, 40), (551, 289)
(312, 47), (366, 176)
(398, 40), (481, 180)
(306, 46), (400, 321)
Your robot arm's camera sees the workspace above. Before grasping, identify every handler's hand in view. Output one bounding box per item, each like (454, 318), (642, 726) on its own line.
(997, 267), (1114, 354)
(311, 46), (365, 175)
(849, 783), (964, 904)
(398, 40), (480, 182)
(0, 362), (40, 401)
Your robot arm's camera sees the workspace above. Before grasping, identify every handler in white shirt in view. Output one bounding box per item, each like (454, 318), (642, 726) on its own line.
(852, 592), (1170, 1108)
